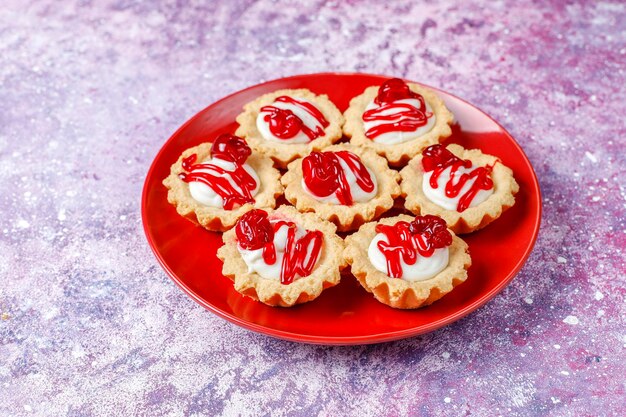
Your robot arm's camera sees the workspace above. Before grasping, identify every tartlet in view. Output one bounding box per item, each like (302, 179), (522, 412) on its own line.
(235, 88), (344, 168)
(163, 134), (283, 231)
(217, 205), (346, 307)
(280, 144), (401, 231)
(344, 214), (471, 309)
(400, 143), (519, 234)
(343, 78), (454, 166)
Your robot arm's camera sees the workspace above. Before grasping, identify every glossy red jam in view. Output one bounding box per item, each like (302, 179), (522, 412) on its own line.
(179, 135), (257, 210)
(302, 150), (375, 206)
(277, 221), (323, 285)
(375, 215), (452, 279)
(236, 210), (273, 250)
(235, 211), (324, 285)
(210, 133), (252, 164)
(236, 209), (277, 265)
(374, 78), (420, 105)
(260, 96), (329, 141)
(260, 107), (303, 139)
(363, 78), (432, 140)
(422, 145), (494, 212)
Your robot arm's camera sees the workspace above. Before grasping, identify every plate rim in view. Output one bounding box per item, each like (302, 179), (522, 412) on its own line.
(141, 71), (542, 345)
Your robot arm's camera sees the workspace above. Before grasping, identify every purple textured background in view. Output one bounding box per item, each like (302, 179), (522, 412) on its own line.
(1, 1), (625, 416)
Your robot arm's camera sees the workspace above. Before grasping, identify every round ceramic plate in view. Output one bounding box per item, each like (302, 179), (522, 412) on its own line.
(142, 73), (541, 345)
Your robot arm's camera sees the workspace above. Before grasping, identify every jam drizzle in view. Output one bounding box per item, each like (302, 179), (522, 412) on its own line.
(375, 215), (452, 279)
(302, 150), (375, 205)
(278, 221), (323, 285)
(362, 78), (433, 140)
(179, 134), (257, 210)
(260, 96), (329, 141)
(422, 145), (494, 212)
(236, 209), (323, 285)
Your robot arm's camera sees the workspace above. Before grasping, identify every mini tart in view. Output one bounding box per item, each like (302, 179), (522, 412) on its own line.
(281, 144), (401, 232)
(217, 206), (346, 307)
(163, 142), (283, 231)
(235, 88), (344, 168)
(400, 143), (519, 234)
(343, 81), (454, 166)
(344, 214), (471, 309)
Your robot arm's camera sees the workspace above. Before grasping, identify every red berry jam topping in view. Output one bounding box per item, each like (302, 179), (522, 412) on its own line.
(302, 150), (375, 206)
(422, 145), (494, 212)
(179, 134), (257, 210)
(375, 215), (452, 279)
(235, 210), (324, 285)
(374, 78), (420, 105)
(362, 78), (433, 140)
(236, 209), (274, 250)
(277, 221), (323, 285)
(262, 107), (303, 139)
(408, 215), (453, 247)
(210, 133), (252, 164)
(260, 96), (329, 141)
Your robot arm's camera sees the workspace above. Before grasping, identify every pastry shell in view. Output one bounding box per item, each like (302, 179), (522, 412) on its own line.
(344, 214), (471, 309)
(281, 144), (401, 232)
(217, 205), (346, 307)
(163, 142), (283, 232)
(343, 83), (454, 166)
(400, 144), (519, 234)
(235, 88), (344, 168)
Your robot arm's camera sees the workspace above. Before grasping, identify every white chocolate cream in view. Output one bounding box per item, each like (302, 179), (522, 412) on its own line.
(257, 96), (325, 144)
(422, 166), (493, 211)
(301, 155), (378, 205)
(363, 98), (436, 145)
(188, 157), (260, 208)
(367, 233), (449, 281)
(238, 221), (319, 281)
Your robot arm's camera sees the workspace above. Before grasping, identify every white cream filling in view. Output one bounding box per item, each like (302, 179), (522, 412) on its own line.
(238, 221), (320, 281)
(301, 157), (378, 205)
(363, 98), (436, 145)
(422, 165), (494, 211)
(256, 96), (325, 144)
(188, 157), (260, 208)
(368, 233), (449, 281)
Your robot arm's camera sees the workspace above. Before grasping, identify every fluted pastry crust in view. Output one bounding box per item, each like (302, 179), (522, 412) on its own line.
(235, 89), (344, 168)
(400, 144), (519, 234)
(344, 214), (471, 309)
(217, 205), (346, 307)
(281, 144), (401, 232)
(343, 83), (454, 166)
(163, 142), (283, 231)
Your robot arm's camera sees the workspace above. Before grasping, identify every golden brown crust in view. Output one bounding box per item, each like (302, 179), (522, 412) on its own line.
(280, 144), (401, 232)
(235, 89), (344, 168)
(400, 144), (519, 234)
(216, 205), (346, 307)
(162, 142), (283, 232)
(343, 83), (454, 166)
(344, 214), (471, 309)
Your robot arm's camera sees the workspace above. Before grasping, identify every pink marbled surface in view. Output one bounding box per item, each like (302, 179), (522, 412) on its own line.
(1, 1), (625, 416)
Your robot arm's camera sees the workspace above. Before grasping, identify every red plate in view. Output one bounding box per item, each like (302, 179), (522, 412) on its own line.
(142, 73), (541, 345)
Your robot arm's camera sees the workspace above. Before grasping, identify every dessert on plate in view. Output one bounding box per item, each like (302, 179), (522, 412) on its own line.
(343, 78), (454, 166)
(400, 143), (519, 234)
(344, 214), (471, 309)
(280, 144), (401, 231)
(163, 134), (283, 231)
(235, 89), (344, 168)
(161, 75), (525, 313)
(217, 205), (346, 307)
